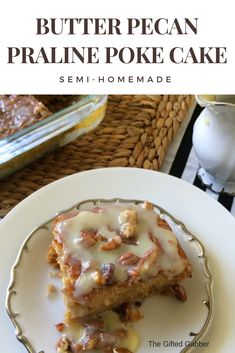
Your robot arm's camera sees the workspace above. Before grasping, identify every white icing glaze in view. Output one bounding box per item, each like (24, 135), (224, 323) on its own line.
(56, 204), (185, 298)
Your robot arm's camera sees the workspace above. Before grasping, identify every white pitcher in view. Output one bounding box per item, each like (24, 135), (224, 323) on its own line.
(193, 95), (235, 194)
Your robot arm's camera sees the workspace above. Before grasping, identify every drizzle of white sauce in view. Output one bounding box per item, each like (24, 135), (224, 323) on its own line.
(62, 310), (139, 352)
(57, 204), (185, 298)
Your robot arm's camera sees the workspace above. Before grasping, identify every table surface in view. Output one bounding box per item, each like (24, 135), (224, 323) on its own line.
(0, 104), (234, 219)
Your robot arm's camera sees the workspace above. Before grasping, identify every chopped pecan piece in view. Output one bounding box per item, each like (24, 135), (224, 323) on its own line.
(77, 230), (99, 248)
(55, 322), (65, 332)
(46, 283), (57, 296)
(101, 263), (115, 284)
(121, 237), (139, 246)
(70, 343), (83, 353)
(127, 267), (140, 283)
(55, 211), (79, 224)
(141, 201), (154, 210)
(63, 279), (74, 296)
(148, 232), (162, 249)
(56, 337), (69, 353)
(117, 252), (140, 266)
(80, 328), (99, 350)
(98, 234), (108, 242)
(120, 223), (137, 238)
(92, 264), (115, 286)
(171, 284), (187, 302)
(119, 209), (138, 225)
(100, 236), (122, 251)
(137, 246), (161, 275)
(68, 259), (81, 279)
(116, 303), (142, 322)
(92, 269), (106, 285)
(119, 209), (138, 239)
(125, 304), (143, 322)
(157, 217), (171, 231)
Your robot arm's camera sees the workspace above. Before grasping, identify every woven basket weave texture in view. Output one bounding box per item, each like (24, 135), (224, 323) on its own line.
(0, 94), (193, 216)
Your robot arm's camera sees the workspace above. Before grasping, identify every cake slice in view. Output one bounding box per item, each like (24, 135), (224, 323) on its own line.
(48, 201), (192, 322)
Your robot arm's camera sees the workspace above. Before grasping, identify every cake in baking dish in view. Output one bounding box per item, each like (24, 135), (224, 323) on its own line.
(48, 200), (192, 322)
(0, 95), (76, 139)
(0, 95), (51, 138)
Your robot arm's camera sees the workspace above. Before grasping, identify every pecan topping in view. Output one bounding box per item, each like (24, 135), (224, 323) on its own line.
(127, 268), (140, 283)
(101, 263), (115, 284)
(171, 284), (187, 302)
(55, 211), (79, 224)
(70, 343), (83, 353)
(63, 279), (74, 296)
(119, 209), (137, 225)
(55, 322), (65, 332)
(46, 283), (57, 296)
(100, 236), (122, 251)
(120, 223), (137, 238)
(92, 264), (115, 286)
(92, 269), (106, 286)
(80, 329), (99, 350)
(141, 201), (154, 210)
(137, 246), (161, 275)
(68, 259), (81, 279)
(119, 209), (138, 239)
(125, 304), (142, 322)
(117, 252), (140, 266)
(56, 337), (69, 353)
(77, 230), (99, 248)
(115, 303), (142, 322)
(157, 217), (171, 231)
(148, 232), (162, 249)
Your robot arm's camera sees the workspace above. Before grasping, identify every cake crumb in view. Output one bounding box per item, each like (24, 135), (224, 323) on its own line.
(46, 283), (57, 296)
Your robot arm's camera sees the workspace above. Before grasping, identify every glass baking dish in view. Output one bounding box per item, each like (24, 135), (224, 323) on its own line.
(0, 95), (107, 179)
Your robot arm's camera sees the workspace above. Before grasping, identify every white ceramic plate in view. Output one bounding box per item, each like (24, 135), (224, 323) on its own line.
(1, 168), (235, 353)
(5, 198), (213, 353)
